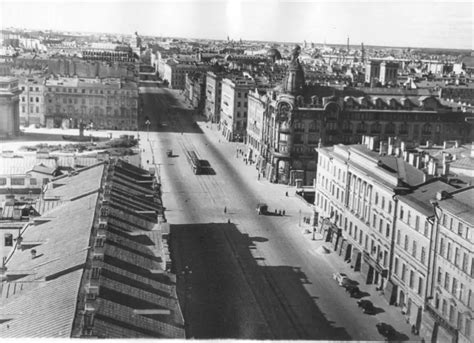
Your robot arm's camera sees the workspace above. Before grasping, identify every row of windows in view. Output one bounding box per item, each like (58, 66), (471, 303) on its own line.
(439, 237), (472, 276)
(436, 267), (471, 306)
(434, 295), (471, 337)
(396, 230), (427, 265)
(393, 257), (424, 296)
(399, 206), (431, 238)
(21, 97), (40, 103)
(0, 177), (49, 186)
(21, 105), (41, 114)
(46, 87), (135, 96)
(441, 213), (470, 240)
(21, 86), (40, 92)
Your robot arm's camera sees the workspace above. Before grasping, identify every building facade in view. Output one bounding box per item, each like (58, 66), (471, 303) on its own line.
(19, 77), (45, 126)
(184, 72), (206, 114)
(421, 187), (473, 343)
(163, 60), (212, 90)
(44, 77), (138, 130)
(204, 71), (223, 123)
(0, 76), (20, 137)
(219, 76), (255, 142)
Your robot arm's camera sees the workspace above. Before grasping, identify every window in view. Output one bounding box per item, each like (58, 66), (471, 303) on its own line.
(4, 233), (13, 247)
(373, 214), (377, 228)
(412, 241), (417, 257)
(401, 264), (406, 282)
(440, 237), (445, 256)
(29, 178), (37, 186)
(409, 270), (414, 288)
(424, 221), (429, 236)
(394, 257), (399, 275)
(379, 219), (383, 233)
(95, 237), (105, 247)
(415, 216), (420, 231)
(462, 252), (468, 273)
(386, 223), (390, 237)
(0, 178), (6, 185)
(396, 229), (401, 245)
(452, 277), (458, 296)
(447, 242), (452, 261)
(437, 267), (442, 283)
(457, 223), (464, 236)
(454, 247), (460, 267)
(421, 247), (426, 265)
(444, 272), (450, 290)
(418, 277), (423, 295)
(399, 206), (404, 220)
(404, 235), (409, 250)
(91, 267), (101, 279)
(35, 97), (39, 103)
(11, 178), (25, 186)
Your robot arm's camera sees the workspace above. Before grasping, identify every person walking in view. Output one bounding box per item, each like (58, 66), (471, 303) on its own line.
(224, 206), (227, 213)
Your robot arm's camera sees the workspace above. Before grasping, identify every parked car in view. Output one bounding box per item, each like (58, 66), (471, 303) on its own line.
(376, 322), (397, 340)
(345, 284), (361, 297)
(167, 149), (173, 157)
(357, 299), (376, 315)
(332, 272), (349, 286)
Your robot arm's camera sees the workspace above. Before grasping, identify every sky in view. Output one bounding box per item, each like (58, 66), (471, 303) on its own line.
(0, 0), (472, 50)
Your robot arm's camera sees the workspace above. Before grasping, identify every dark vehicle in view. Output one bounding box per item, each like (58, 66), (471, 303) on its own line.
(256, 203), (268, 215)
(376, 322), (397, 340)
(185, 150), (202, 174)
(345, 285), (361, 298)
(357, 299), (376, 315)
(167, 149), (173, 157)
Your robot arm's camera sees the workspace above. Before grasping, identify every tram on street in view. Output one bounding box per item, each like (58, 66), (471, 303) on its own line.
(185, 150), (202, 174)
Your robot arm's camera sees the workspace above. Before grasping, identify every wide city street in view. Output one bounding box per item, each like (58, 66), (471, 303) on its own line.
(139, 86), (419, 340)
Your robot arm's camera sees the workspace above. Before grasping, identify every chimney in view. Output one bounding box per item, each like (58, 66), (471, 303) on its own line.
(443, 141), (447, 149)
(414, 155), (421, 169)
(395, 147), (401, 157)
(426, 140), (433, 148)
(454, 140), (459, 148)
(388, 143), (394, 156)
(403, 150), (409, 161)
(428, 159), (437, 176)
(443, 160), (450, 176)
(401, 141), (406, 152)
(408, 153), (415, 165)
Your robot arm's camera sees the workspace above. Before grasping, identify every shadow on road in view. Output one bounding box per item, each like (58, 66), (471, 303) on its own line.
(170, 222), (351, 340)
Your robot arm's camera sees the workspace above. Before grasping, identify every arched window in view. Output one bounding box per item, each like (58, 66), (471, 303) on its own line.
(385, 122), (396, 134)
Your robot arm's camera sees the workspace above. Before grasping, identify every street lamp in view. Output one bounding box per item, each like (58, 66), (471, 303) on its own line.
(145, 119), (151, 141)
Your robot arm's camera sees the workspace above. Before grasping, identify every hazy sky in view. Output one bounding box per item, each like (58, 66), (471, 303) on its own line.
(0, 0), (472, 49)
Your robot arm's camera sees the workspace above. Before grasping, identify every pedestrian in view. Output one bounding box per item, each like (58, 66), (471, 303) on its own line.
(227, 218), (231, 224)
(285, 191), (288, 197)
(274, 209), (277, 214)
(224, 206), (227, 213)
(283, 210), (286, 216)
(278, 210), (281, 216)
(147, 159), (149, 164)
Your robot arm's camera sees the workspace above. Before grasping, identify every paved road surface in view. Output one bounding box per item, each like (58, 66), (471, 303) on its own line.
(139, 88), (419, 341)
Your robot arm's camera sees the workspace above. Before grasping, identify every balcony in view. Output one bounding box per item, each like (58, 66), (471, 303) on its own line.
(425, 304), (458, 337)
(272, 147), (290, 159)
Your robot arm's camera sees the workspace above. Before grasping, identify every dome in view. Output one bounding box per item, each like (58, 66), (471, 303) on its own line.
(266, 48), (282, 61)
(282, 45), (305, 94)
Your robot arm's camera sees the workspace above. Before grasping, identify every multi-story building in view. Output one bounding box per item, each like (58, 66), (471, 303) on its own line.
(365, 60), (399, 86)
(247, 88), (269, 166)
(394, 181), (456, 333)
(204, 71), (223, 123)
(314, 137), (473, 342)
(219, 75), (255, 142)
(421, 187), (473, 343)
(184, 72), (206, 114)
(43, 77), (138, 130)
(315, 138), (428, 302)
(163, 60), (212, 90)
(250, 47), (473, 186)
(0, 76), (20, 137)
(19, 77), (45, 126)
(0, 161), (185, 338)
